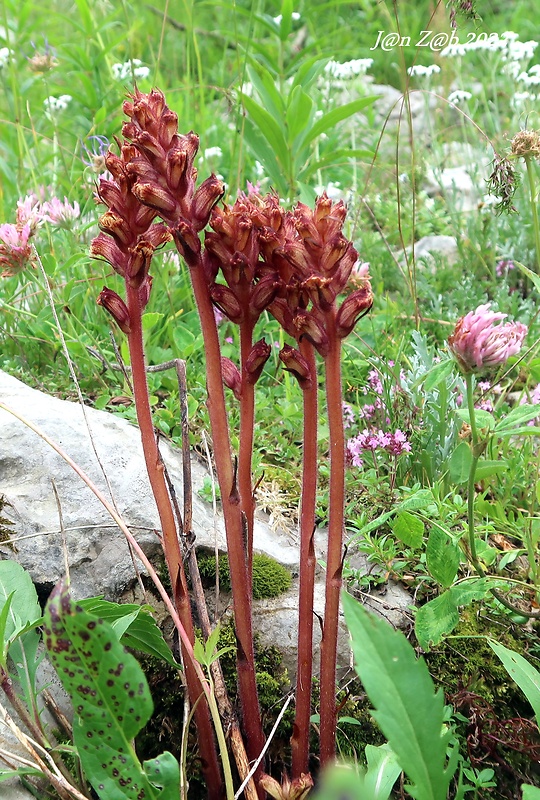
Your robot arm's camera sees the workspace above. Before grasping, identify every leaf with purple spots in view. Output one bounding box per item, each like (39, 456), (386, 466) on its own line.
(43, 581), (179, 799)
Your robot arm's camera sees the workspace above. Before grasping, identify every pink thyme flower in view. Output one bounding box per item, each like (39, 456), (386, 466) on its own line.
(496, 259), (515, 277)
(0, 223), (34, 276)
(42, 196), (80, 228)
(342, 402), (356, 428)
(448, 303), (527, 373)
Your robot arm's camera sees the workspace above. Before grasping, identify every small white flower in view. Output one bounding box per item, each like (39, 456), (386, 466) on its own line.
(112, 59), (150, 82)
(447, 89), (472, 104)
(324, 58), (373, 79)
(0, 46), (12, 69)
(440, 43), (467, 57)
(44, 94), (72, 117)
(203, 146), (223, 160)
(407, 64), (440, 77)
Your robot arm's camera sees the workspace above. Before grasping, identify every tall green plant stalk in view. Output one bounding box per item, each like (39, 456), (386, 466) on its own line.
(524, 155), (540, 273)
(291, 340), (318, 778)
(319, 320), (346, 766)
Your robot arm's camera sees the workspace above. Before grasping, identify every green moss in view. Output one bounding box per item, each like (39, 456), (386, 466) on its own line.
(423, 607), (540, 796)
(197, 552), (292, 600)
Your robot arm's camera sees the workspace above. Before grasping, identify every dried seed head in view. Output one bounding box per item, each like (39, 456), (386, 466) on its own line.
(510, 129), (540, 159)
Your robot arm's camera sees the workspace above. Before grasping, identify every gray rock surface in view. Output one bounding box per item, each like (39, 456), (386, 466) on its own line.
(0, 369), (298, 599)
(408, 234), (459, 268)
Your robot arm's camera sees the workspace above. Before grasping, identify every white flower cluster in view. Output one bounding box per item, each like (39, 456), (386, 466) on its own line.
(440, 30), (538, 61)
(517, 63), (540, 86)
(44, 94), (72, 117)
(324, 58), (373, 80)
(0, 46), (12, 68)
(407, 64), (441, 77)
(447, 89), (472, 105)
(111, 59), (150, 82)
(203, 146), (223, 160)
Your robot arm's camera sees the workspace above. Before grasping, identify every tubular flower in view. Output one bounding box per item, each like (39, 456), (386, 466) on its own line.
(259, 772), (313, 800)
(97, 287), (131, 333)
(448, 303), (527, 373)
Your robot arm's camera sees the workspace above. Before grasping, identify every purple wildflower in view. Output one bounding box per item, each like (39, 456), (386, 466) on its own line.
(448, 303), (527, 373)
(42, 197), (80, 228)
(496, 259), (515, 277)
(342, 402), (356, 429)
(0, 223), (34, 276)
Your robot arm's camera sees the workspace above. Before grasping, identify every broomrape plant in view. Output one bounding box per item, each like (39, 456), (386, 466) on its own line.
(44, 86), (372, 797)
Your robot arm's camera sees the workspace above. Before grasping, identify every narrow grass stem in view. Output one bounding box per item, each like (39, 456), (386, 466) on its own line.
(525, 155), (540, 274)
(181, 246), (266, 776)
(465, 373), (483, 577)
(319, 319), (345, 766)
(291, 340), (318, 778)
(125, 282), (223, 797)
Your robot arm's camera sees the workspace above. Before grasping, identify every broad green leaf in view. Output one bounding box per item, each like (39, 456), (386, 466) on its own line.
(240, 94), (290, 172)
(391, 511), (424, 549)
(494, 404), (540, 432)
(522, 785), (540, 799)
(448, 441), (472, 484)
(0, 562), (42, 709)
(364, 744), (402, 800)
(291, 56), (330, 91)
(315, 764), (366, 799)
(349, 490), (433, 543)
(0, 593), (15, 665)
(241, 117), (287, 194)
(497, 425), (540, 436)
(415, 579), (502, 650)
(79, 598), (178, 668)
(426, 527), (460, 588)
(246, 63), (285, 121)
(421, 359), (455, 392)
(141, 312), (164, 331)
(143, 752), (180, 798)
(278, 0), (294, 40)
(44, 582), (171, 800)
(302, 148), (374, 179)
(474, 459), (508, 480)
(415, 591), (460, 652)
(343, 592), (456, 800)
(488, 640), (540, 726)
(287, 85), (314, 146)
(298, 96), (379, 149)
(456, 408), (495, 430)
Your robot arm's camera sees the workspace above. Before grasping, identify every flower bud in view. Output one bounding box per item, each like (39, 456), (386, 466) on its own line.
(279, 345), (313, 390)
(251, 274), (280, 315)
(192, 175), (225, 230)
(97, 287), (131, 333)
(221, 357), (242, 399)
(139, 275), (153, 309)
(210, 284), (243, 323)
(245, 339), (271, 385)
(90, 233), (127, 277)
(335, 285), (373, 338)
(293, 311), (329, 356)
(131, 181), (177, 214)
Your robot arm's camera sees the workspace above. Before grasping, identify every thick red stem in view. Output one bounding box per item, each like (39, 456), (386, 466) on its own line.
(125, 282), (223, 798)
(291, 340), (318, 778)
(182, 251), (266, 777)
(318, 315), (345, 767)
(239, 319), (256, 579)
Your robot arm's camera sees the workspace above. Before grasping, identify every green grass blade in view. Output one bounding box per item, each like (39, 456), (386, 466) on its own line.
(488, 640), (540, 727)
